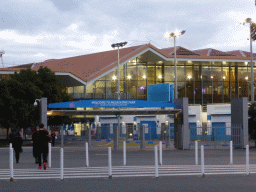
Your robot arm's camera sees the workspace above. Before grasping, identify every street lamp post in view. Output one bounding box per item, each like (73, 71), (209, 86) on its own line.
(111, 42), (128, 150)
(239, 18), (256, 103)
(111, 42), (128, 100)
(164, 30), (186, 99)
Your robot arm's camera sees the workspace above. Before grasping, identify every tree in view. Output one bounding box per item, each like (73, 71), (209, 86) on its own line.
(0, 67), (73, 138)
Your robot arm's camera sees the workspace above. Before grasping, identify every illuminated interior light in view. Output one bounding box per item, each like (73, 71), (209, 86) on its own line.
(245, 76), (248, 80)
(127, 75), (131, 80)
(158, 75), (162, 79)
(143, 75), (146, 79)
(112, 76), (117, 80)
(187, 75), (192, 79)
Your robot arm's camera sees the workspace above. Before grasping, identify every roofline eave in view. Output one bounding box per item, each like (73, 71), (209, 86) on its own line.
(55, 72), (87, 86)
(86, 47), (168, 85)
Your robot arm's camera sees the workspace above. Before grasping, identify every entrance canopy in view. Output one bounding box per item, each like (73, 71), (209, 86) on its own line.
(48, 108), (181, 116)
(48, 99), (177, 108)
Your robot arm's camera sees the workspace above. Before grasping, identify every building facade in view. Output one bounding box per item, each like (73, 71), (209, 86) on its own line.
(0, 43), (254, 141)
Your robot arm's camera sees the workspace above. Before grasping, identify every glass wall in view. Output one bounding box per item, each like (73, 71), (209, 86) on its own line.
(67, 54), (256, 104)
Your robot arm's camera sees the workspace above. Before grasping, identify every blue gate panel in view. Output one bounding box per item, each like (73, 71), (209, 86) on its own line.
(101, 124), (111, 139)
(212, 122), (226, 141)
(170, 123), (174, 139)
(140, 121), (156, 140)
(189, 123), (200, 141)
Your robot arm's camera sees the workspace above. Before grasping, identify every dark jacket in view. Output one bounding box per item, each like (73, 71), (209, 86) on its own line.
(12, 133), (23, 152)
(38, 129), (50, 154)
(32, 130), (39, 157)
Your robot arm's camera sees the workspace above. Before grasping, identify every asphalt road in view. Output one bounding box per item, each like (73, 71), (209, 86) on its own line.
(1, 174), (256, 192)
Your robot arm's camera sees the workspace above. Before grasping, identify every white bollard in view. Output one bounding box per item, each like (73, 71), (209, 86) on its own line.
(246, 145), (249, 176)
(48, 142), (51, 168)
(10, 143), (13, 181)
(86, 142), (89, 167)
(201, 145), (204, 177)
(123, 141), (126, 166)
(230, 141), (233, 165)
(155, 145), (159, 178)
(159, 141), (162, 165)
(108, 147), (112, 179)
(195, 141), (198, 165)
(60, 148), (64, 180)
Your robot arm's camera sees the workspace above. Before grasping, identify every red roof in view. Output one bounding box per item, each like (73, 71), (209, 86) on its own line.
(1, 43), (256, 83)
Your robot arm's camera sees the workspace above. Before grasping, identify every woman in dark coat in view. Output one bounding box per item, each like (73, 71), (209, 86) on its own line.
(37, 123), (50, 170)
(12, 131), (23, 163)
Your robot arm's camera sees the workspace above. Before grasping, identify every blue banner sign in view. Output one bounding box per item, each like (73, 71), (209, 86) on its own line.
(148, 83), (174, 103)
(48, 99), (177, 108)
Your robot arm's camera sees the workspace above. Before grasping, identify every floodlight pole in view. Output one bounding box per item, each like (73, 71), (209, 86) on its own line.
(174, 36), (177, 99)
(250, 22), (254, 103)
(164, 30), (185, 99)
(118, 46), (120, 100)
(111, 42), (128, 150)
(240, 18), (255, 103)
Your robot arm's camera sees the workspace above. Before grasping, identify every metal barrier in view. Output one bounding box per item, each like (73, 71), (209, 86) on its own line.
(1, 143), (256, 181)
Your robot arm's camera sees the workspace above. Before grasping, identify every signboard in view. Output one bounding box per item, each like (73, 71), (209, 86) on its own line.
(148, 83), (174, 103)
(48, 99), (176, 108)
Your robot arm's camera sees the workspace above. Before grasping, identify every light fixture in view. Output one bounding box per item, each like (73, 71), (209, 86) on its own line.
(163, 29), (186, 99)
(245, 76), (249, 80)
(129, 133), (133, 136)
(142, 75), (146, 79)
(187, 75), (192, 79)
(211, 76), (213, 79)
(47, 111), (52, 116)
(34, 99), (40, 107)
(158, 75), (162, 79)
(112, 75), (117, 80)
(238, 17), (255, 103)
(245, 62), (248, 65)
(223, 76), (226, 80)
(127, 75), (131, 80)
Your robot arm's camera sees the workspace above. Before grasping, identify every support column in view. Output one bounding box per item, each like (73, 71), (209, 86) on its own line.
(140, 124), (145, 150)
(231, 97), (249, 148)
(40, 98), (47, 131)
(114, 117), (120, 150)
(174, 98), (189, 150)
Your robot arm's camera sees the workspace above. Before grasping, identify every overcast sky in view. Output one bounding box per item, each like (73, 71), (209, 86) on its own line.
(1, 0), (256, 67)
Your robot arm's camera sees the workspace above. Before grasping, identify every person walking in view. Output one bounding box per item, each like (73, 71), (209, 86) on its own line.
(51, 131), (56, 147)
(12, 130), (23, 163)
(37, 123), (50, 170)
(32, 128), (39, 164)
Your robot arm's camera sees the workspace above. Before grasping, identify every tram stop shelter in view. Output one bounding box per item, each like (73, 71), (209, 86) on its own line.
(47, 98), (190, 150)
